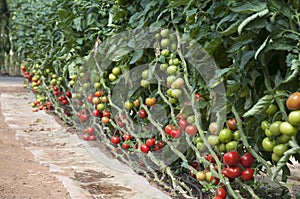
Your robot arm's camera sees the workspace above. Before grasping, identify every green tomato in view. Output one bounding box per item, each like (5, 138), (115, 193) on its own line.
(160, 63), (168, 70)
(277, 134), (291, 144)
(167, 75), (176, 83)
(142, 70), (149, 79)
(261, 120), (270, 131)
(273, 144), (288, 156)
(271, 153), (282, 162)
(196, 142), (206, 152)
(124, 101), (133, 110)
(233, 130), (241, 141)
(112, 67), (121, 76)
(262, 137), (276, 152)
(166, 65), (178, 75)
(168, 58), (179, 66)
(207, 135), (220, 146)
(140, 79), (149, 88)
(160, 29), (170, 38)
(97, 103), (105, 111)
(161, 49), (170, 57)
(265, 129), (273, 137)
(288, 110), (300, 126)
(226, 141), (237, 151)
(161, 38), (171, 48)
(195, 137), (202, 143)
(280, 122), (297, 136)
(218, 129), (232, 143)
(217, 143), (226, 152)
(187, 115), (195, 124)
(171, 89), (182, 98)
(109, 73), (117, 81)
(266, 104), (278, 115)
(269, 121), (282, 136)
(168, 97), (178, 104)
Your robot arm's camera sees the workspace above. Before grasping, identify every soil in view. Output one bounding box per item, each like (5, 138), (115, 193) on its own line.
(0, 86), (70, 199)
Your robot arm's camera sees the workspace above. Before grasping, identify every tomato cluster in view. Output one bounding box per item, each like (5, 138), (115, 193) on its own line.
(260, 92), (300, 163)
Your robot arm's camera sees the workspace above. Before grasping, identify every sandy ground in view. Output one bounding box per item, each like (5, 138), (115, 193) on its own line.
(0, 77), (171, 199)
(0, 84), (71, 199)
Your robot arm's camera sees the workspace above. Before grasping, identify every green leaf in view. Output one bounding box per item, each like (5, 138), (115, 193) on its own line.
(239, 50), (255, 69)
(271, 146), (300, 181)
(238, 9), (269, 35)
(229, 0), (267, 14)
(281, 59), (300, 84)
(57, 8), (69, 19)
(130, 49), (144, 64)
(243, 95), (273, 117)
(167, 0), (190, 8)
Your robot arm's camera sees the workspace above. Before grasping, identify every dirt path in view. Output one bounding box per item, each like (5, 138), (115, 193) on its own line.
(0, 77), (171, 199)
(0, 79), (70, 199)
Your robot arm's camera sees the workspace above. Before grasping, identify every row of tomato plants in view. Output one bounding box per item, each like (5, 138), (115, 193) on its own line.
(9, 0), (300, 198)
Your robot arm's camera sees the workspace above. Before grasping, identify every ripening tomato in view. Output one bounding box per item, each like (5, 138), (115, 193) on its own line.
(101, 116), (110, 124)
(145, 97), (156, 106)
(227, 118), (237, 131)
(286, 92), (300, 110)
(196, 171), (206, 181)
(178, 119), (188, 130)
(185, 125), (198, 136)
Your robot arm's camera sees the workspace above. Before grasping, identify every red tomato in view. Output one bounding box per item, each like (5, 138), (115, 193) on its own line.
(165, 124), (175, 135)
(225, 166), (242, 178)
(122, 143), (130, 150)
(92, 109), (102, 117)
(139, 109), (148, 118)
(111, 136), (121, 145)
(66, 91), (72, 98)
(223, 151), (241, 166)
(83, 134), (89, 141)
(241, 168), (254, 181)
(240, 152), (255, 168)
(156, 141), (164, 148)
(140, 144), (150, 153)
(216, 187), (227, 199)
(146, 138), (155, 147)
(123, 134), (132, 141)
(185, 125), (198, 136)
(86, 127), (95, 135)
(88, 135), (96, 141)
(170, 129), (182, 139)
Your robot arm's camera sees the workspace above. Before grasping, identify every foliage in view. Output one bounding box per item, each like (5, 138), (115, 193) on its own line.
(6, 0), (300, 198)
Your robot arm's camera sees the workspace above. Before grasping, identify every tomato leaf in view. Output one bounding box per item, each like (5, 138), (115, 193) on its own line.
(243, 95), (273, 117)
(238, 9), (269, 35)
(271, 146), (300, 182)
(130, 49), (144, 64)
(229, 0), (266, 14)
